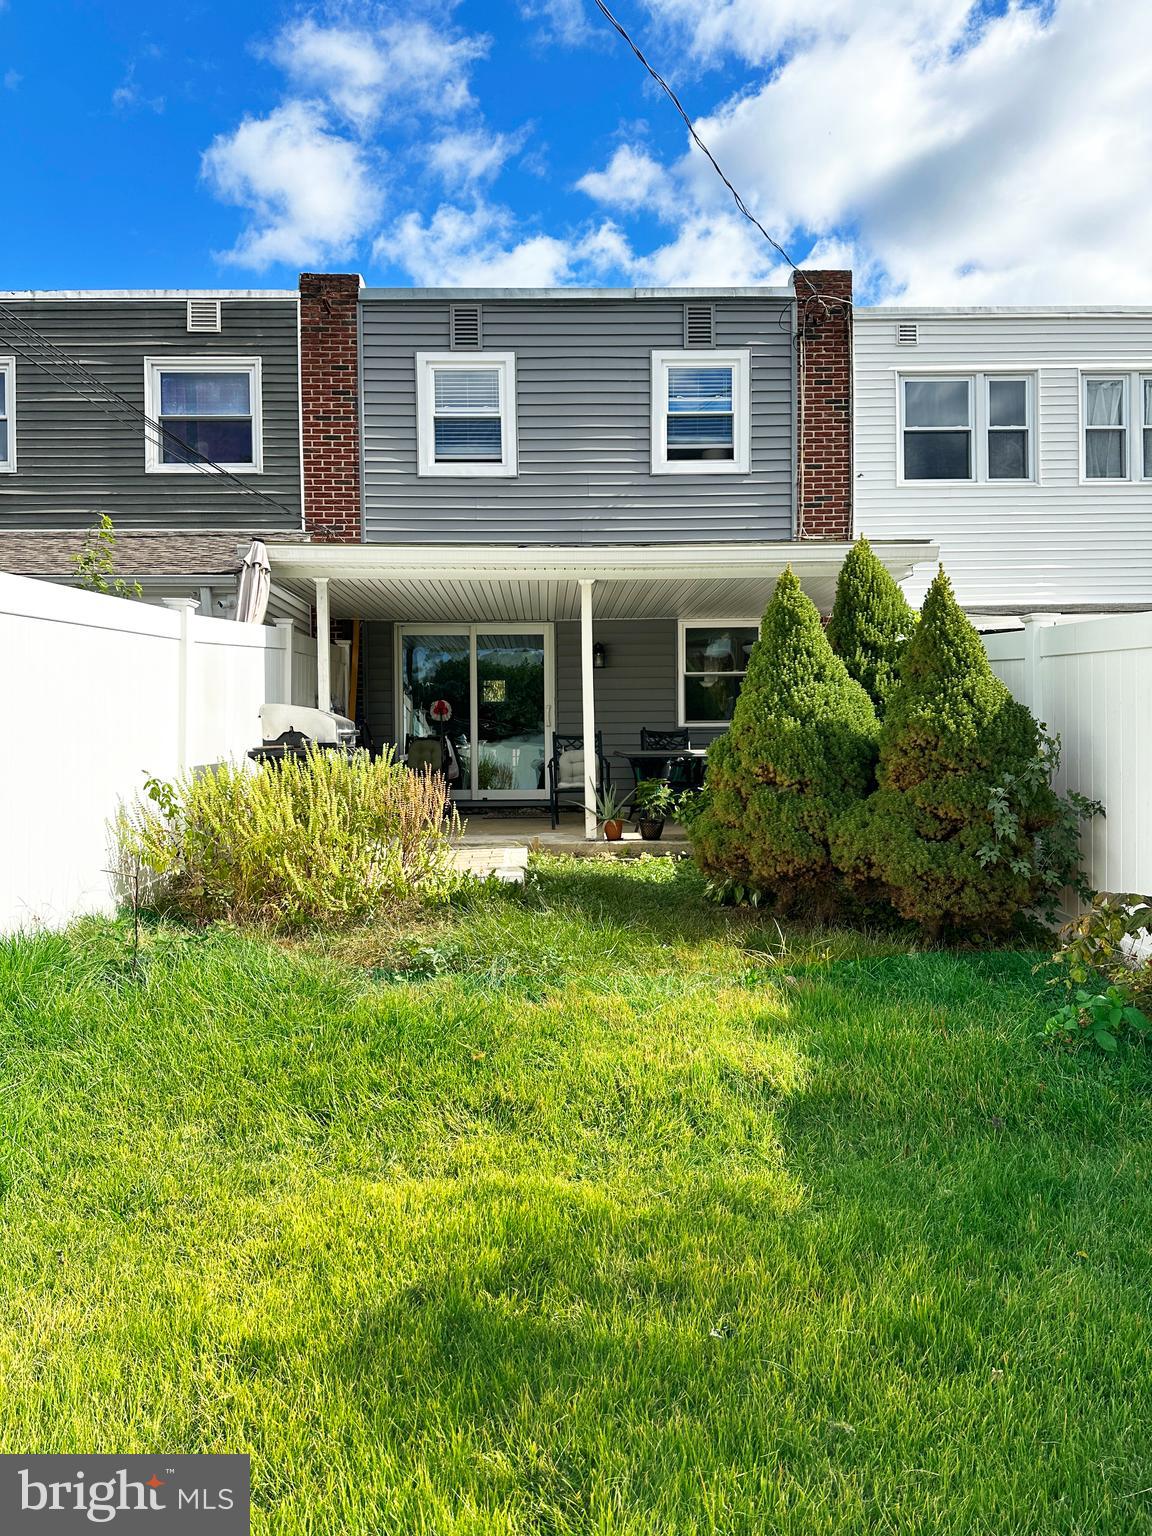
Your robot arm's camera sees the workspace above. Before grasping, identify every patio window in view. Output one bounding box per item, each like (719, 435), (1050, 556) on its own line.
(0, 358), (13, 471)
(416, 352), (517, 477)
(144, 358), (261, 472)
(679, 622), (759, 725)
(652, 350), (750, 474)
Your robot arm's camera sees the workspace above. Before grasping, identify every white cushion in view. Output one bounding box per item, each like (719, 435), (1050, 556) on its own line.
(556, 748), (585, 789)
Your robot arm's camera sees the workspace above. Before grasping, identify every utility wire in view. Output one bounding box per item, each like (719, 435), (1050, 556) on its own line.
(591, 0), (844, 314)
(0, 301), (300, 520)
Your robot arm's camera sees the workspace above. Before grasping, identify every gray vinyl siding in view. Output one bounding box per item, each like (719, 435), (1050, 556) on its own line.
(360, 296), (794, 545)
(0, 298), (301, 530)
(556, 620), (725, 791)
(363, 617), (720, 793)
(363, 622), (395, 750)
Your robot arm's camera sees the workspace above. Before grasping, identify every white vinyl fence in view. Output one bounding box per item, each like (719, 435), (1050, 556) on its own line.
(984, 613), (1152, 895)
(0, 574), (347, 932)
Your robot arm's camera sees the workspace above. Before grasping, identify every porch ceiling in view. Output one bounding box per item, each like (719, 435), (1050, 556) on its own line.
(264, 541), (938, 623)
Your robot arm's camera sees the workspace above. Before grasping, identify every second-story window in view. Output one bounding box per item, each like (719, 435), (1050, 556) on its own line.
(416, 353), (517, 477)
(144, 358), (262, 473)
(0, 359), (14, 471)
(1084, 376), (1127, 479)
(651, 350), (751, 474)
(900, 373), (1035, 482)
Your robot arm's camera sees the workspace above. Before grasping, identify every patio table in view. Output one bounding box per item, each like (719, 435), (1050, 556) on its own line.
(610, 748), (708, 797)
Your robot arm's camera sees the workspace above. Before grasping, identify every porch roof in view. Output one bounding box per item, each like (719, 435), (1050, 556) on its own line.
(264, 541), (938, 623)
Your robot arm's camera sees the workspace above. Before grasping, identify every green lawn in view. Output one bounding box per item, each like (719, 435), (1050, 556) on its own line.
(2, 857), (1151, 1534)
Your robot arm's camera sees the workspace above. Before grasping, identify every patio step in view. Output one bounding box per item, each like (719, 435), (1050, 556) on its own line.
(448, 844), (530, 883)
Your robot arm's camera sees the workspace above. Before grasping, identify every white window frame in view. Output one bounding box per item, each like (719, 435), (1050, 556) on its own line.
(143, 356), (263, 474)
(897, 371), (1036, 485)
(0, 357), (14, 472)
(415, 351), (517, 478)
(1077, 371), (1152, 484)
(677, 618), (759, 728)
(651, 349), (751, 476)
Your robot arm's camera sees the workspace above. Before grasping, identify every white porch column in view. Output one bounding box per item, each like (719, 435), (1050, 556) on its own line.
(314, 577), (331, 711)
(579, 578), (597, 840)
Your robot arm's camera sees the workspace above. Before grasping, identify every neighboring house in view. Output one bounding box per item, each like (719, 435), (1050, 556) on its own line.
(0, 289), (305, 617)
(262, 271), (934, 830)
(854, 307), (1152, 620)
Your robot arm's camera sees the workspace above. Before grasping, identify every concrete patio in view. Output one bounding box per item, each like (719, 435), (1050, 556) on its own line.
(447, 812), (690, 881)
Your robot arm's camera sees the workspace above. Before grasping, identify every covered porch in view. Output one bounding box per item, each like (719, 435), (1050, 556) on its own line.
(267, 541), (937, 839)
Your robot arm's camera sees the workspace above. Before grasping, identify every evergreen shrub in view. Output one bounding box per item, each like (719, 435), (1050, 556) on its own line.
(826, 535), (917, 716)
(690, 569), (879, 910)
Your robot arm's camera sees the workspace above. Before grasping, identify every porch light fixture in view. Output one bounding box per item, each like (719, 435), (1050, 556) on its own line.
(593, 642), (607, 669)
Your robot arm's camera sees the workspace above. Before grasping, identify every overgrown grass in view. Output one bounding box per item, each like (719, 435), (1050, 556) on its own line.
(2, 857), (1151, 1533)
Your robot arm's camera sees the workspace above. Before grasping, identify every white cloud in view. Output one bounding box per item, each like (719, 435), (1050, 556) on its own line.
(3, 69), (21, 91)
(269, 16), (487, 132)
(575, 144), (677, 217)
(202, 101), (381, 268)
(373, 201), (628, 285)
(519, 0), (591, 46)
(576, 0), (1152, 302)
(428, 127), (525, 190)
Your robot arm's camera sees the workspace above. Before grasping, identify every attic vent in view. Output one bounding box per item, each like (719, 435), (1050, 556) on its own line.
(450, 303), (482, 349)
(895, 321), (919, 346)
(187, 299), (221, 333)
(684, 302), (715, 348)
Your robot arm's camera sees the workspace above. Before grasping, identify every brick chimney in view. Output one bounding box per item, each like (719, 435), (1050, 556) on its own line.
(299, 273), (362, 543)
(794, 269), (852, 541)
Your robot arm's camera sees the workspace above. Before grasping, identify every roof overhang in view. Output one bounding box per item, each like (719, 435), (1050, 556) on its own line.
(264, 541), (939, 623)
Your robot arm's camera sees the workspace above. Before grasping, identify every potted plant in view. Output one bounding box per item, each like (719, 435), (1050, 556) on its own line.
(596, 784), (627, 841)
(634, 779), (675, 841)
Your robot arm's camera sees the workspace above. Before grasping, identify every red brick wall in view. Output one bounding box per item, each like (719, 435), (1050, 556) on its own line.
(795, 269), (852, 541)
(299, 272), (362, 543)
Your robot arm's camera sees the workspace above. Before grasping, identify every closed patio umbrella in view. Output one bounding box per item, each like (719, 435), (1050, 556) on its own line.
(235, 539), (271, 624)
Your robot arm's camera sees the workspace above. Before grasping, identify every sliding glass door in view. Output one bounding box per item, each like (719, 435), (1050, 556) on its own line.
(398, 625), (553, 800)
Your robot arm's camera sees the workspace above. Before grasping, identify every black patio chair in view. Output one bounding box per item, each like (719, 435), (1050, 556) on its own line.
(547, 731), (607, 829)
(635, 727), (700, 791)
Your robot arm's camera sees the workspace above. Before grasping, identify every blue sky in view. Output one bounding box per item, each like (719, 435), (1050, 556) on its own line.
(3, 0), (1150, 302)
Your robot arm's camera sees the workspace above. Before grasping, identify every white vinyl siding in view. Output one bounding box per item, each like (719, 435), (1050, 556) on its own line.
(416, 352), (517, 478)
(854, 310), (1152, 609)
(144, 357), (262, 473)
(651, 349), (750, 475)
(0, 358), (14, 471)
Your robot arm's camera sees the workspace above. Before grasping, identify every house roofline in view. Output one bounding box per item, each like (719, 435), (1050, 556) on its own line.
(358, 286), (795, 302)
(0, 290), (298, 301)
(861, 305), (1152, 319)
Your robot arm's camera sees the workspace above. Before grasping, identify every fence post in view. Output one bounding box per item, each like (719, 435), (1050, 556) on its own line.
(275, 619), (295, 704)
(163, 598), (199, 770)
(1020, 612), (1060, 729)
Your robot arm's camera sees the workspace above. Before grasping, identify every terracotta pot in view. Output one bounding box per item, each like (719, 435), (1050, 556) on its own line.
(602, 819), (624, 841)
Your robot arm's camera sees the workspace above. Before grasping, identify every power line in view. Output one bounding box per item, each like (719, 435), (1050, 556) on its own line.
(0, 302), (300, 521)
(590, 0), (844, 314)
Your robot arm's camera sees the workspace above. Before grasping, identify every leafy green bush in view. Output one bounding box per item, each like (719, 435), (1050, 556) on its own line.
(118, 749), (459, 930)
(1045, 891), (1152, 1011)
(690, 568), (879, 912)
(826, 535), (917, 716)
(833, 571), (1066, 938)
(1039, 986), (1151, 1055)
